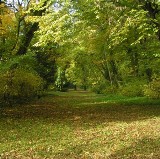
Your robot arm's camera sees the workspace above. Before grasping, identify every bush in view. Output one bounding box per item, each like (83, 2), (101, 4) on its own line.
(90, 80), (109, 94)
(120, 80), (145, 97)
(144, 78), (160, 99)
(0, 68), (44, 105)
(102, 85), (118, 95)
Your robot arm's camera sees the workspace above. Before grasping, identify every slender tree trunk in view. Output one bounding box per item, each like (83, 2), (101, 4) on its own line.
(146, 68), (152, 82)
(130, 52), (139, 76)
(110, 60), (119, 87)
(106, 61), (113, 86)
(127, 48), (139, 77)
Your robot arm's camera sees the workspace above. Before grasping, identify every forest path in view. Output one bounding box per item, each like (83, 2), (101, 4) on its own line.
(0, 90), (160, 158)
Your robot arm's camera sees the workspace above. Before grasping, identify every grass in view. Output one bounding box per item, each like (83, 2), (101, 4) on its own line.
(0, 90), (160, 158)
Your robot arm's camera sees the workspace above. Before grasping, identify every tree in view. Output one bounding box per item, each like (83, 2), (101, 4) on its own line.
(0, 0), (56, 104)
(23, 0), (160, 96)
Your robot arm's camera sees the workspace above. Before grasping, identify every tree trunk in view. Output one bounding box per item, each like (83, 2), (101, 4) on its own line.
(16, 22), (39, 55)
(110, 60), (119, 87)
(127, 48), (139, 77)
(130, 52), (139, 76)
(146, 68), (152, 82)
(15, 1), (47, 55)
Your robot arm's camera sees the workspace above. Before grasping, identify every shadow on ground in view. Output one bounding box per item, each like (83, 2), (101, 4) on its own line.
(1, 92), (160, 124)
(0, 92), (160, 159)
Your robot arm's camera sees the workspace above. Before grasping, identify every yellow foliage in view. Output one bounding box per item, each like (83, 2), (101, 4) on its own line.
(0, 3), (16, 37)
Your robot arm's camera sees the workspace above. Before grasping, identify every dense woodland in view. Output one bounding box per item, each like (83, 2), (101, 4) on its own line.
(0, 0), (160, 105)
(0, 1), (160, 158)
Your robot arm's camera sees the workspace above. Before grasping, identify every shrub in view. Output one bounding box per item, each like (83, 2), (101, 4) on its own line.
(102, 85), (118, 95)
(90, 80), (109, 94)
(0, 68), (44, 105)
(120, 79), (145, 97)
(144, 78), (160, 99)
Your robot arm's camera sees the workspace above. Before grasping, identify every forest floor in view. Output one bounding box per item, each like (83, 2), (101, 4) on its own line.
(0, 90), (160, 159)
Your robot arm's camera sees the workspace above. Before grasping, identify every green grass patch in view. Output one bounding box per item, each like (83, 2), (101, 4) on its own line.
(93, 95), (160, 106)
(0, 91), (160, 158)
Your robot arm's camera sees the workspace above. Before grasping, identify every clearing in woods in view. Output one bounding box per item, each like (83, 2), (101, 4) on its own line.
(0, 90), (160, 158)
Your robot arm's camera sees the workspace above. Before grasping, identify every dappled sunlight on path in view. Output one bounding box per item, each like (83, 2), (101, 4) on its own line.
(1, 91), (160, 123)
(0, 90), (160, 158)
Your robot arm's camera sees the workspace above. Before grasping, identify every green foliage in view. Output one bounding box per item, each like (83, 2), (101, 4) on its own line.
(65, 54), (93, 90)
(33, 0), (160, 94)
(34, 48), (56, 88)
(90, 80), (108, 94)
(120, 79), (145, 97)
(0, 53), (36, 71)
(1, 0), (160, 99)
(0, 68), (44, 105)
(91, 84), (118, 95)
(103, 85), (119, 95)
(55, 67), (67, 91)
(144, 78), (160, 99)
